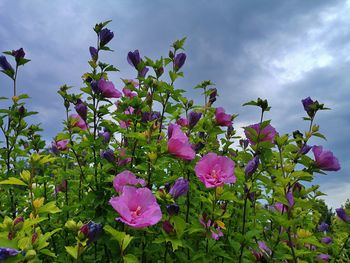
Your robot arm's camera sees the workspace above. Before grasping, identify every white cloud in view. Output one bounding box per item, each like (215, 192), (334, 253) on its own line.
(320, 182), (350, 209)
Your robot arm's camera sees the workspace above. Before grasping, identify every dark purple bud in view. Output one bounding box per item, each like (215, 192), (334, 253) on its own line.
(164, 182), (171, 193)
(286, 191), (295, 208)
(318, 222), (329, 232)
(162, 220), (174, 234)
(141, 111), (161, 122)
(239, 139), (249, 149)
(31, 232), (38, 244)
(99, 28), (114, 46)
(87, 222), (102, 244)
(292, 182), (304, 194)
(188, 111), (202, 129)
(51, 142), (59, 155)
(127, 50), (141, 68)
(227, 125), (234, 135)
(99, 129), (111, 143)
(0, 56), (14, 73)
(18, 106), (25, 116)
(139, 66), (149, 78)
(89, 46), (98, 60)
(155, 66), (164, 78)
(245, 156), (259, 177)
(192, 142), (205, 153)
(55, 179), (68, 193)
(299, 144), (312, 155)
(248, 192), (256, 202)
(101, 150), (116, 163)
(336, 207), (350, 222)
(321, 237), (332, 245)
(80, 224), (89, 236)
(166, 204), (180, 216)
(169, 178), (189, 199)
(174, 53), (186, 70)
(13, 217), (24, 226)
(198, 132), (206, 139)
(75, 99), (87, 121)
(301, 97), (315, 117)
(91, 80), (99, 93)
(0, 247), (20, 261)
(208, 88), (217, 104)
(12, 48), (25, 62)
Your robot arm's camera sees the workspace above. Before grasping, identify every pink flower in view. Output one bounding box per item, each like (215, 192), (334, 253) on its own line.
(98, 79), (122, 98)
(215, 107), (232, 126)
(109, 186), (162, 228)
(116, 148), (132, 166)
(176, 117), (189, 127)
(120, 120), (131, 129)
(56, 139), (69, 151)
(113, 170), (146, 193)
(70, 114), (88, 130)
(123, 88), (137, 98)
(167, 124), (195, 160)
(244, 123), (277, 145)
(195, 152), (235, 188)
(312, 145), (340, 171)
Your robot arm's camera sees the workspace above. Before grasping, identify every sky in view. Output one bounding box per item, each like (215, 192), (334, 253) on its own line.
(0, 0), (349, 208)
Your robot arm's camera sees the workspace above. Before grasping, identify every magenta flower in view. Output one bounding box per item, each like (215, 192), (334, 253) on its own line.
(286, 191), (295, 208)
(109, 186), (162, 228)
(167, 124), (195, 161)
(244, 123), (277, 145)
(215, 107), (232, 126)
(122, 88), (137, 98)
(312, 146), (340, 171)
(195, 152), (235, 188)
(257, 241), (272, 258)
(273, 202), (287, 213)
(70, 114), (87, 130)
(113, 170), (146, 193)
(176, 117), (189, 127)
(52, 139), (69, 152)
(98, 79), (122, 98)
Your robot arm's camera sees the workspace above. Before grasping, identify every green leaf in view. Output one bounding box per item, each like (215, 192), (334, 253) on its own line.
(0, 177), (27, 186)
(172, 216), (186, 238)
(122, 234), (133, 251)
(65, 246), (78, 260)
(40, 249), (56, 257)
(124, 254), (139, 263)
(38, 201), (61, 214)
(104, 225), (125, 244)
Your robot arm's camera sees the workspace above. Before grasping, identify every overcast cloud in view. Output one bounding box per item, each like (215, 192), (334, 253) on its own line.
(0, 0), (349, 208)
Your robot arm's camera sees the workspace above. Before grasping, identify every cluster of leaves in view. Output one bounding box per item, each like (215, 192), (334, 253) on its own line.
(0, 21), (349, 263)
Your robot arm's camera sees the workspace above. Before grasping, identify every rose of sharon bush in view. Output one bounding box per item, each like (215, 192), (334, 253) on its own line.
(113, 170), (146, 193)
(109, 186), (162, 228)
(167, 124), (195, 160)
(244, 123), (277, 145)
(195, 152), (235, 188)
(312, 145), (340, 171)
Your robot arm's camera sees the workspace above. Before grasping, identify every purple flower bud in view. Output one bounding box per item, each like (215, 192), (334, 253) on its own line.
(101, 150), (116, 163)
(91, 80), (99, 93)
(0, 247), (20, 261)
(286, 191), (295, 208)
(299, 144), (312, 155)
(192, 142), (205, 153)
(336, 207), (350, 222)
(188, 111), (202, 129)
(321, 236), (332, 245)
(302, 97), (315, 117)
(315, 254), (331, 261)
(239, 139), (249, 149)
(169, 178), (189, 199)
(174, 53), (186, 70)
(75, 99), (87, 121)
(89, 46), (98, 60)
(80, 224), (89, 236)
(31, 232), (38, 244)
(18, 106), (25, 115)
(55, 179), (68, 193)
(162, 220), (174, 234)
(127, 50), (141, 68)
(13, 217), (24, 226)
(176, 117), (189, 127)
(166, 204), (180, 216)
(12, 48), (25, 62)
(245, 156), (259, 177)
(0, 56), (14, 73)
(141, 111), (161, 123)
(99, 28), (114, 46)
(87, 222), (102, 244)
(51, 142), (59, 155)
(99, 129), (111, 143)
(312, 146), (340, 171)
(139, 66), (149, 78)
(209, 88), (217, 104)
(318, 222), (329, 232)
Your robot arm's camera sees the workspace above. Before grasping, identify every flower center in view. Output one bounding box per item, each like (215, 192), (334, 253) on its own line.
(131, 206), (142, 218)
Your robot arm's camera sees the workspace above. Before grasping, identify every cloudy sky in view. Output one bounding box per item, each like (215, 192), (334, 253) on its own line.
(1, 0), (349, 208)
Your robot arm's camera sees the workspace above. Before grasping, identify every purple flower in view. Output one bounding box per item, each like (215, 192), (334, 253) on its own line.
(167, 124), (195, 160)
(245, 156), (259, 177)
(101, 149), (116, 163)
(302, 97), (315, 117)
(257, 241), (272, 258)
(176, 117), (189, 127)
(139, 66), (149, 78)
(312, 145), (340, 171)
(86, 222), (103, 244)
(166, 204), (180, 216)
(113, 170), (146, 193)
(75, 99), (87, 121)
(91, 80), (99, 93)
(188, 111), (202, 129)
(127, 50), (141, 68)
(109, 186), (162, 228)
(89, 46), (98, 60)
(70, 114), (88, 130)
(141, 111), (161, 122)
(315, 254), (331, 261)
(169, 178), (189, 199)
(215, 107), (232, 126)
(98, 79), (122, 98)
(99, 129), (111, 143)
(299, 144), (312, 155)
(174, 53), (186, 70)
(12, 48), (25, 62)
(99, 28), (114, 46)
(0, 56), (14, 73)
(286, 191), (295, 208)
(0, 247), (20, 261)
(244, 123), (277, 145)
(336, 207), (350, 222)
(318, 222), (329, 232)
(321, 236), (332, 245)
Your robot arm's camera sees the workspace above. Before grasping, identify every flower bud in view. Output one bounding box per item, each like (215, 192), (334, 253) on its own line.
(174, 53), (186, 70)
(99, 28), (114, 46)
(12, 48), (25, 63)
(89, 46), (98, 61)
(25, 250), (36, 261)
(166, 204), (180, 216)
(245, 156), (259, 178)
(75, 99), (87, 121)
(188, 111), (202, 129)
(169, 178), (189, 199)
(162, 220), (174, 234)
